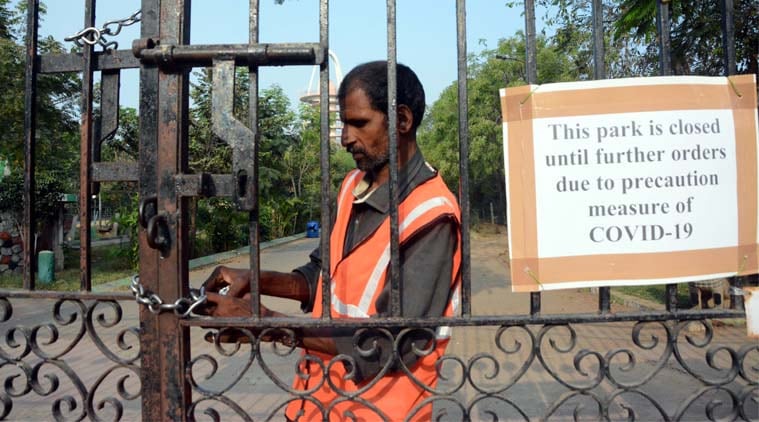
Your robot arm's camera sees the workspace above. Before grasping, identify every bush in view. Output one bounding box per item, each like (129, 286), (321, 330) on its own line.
(193, 198), (249, 257)
(111, 193), (139, 271)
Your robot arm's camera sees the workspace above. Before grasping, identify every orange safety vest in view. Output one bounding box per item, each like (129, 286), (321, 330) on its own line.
(286, 169), (462, 421)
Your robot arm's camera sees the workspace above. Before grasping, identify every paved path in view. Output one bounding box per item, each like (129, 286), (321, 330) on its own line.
(2, 232), (757, 421)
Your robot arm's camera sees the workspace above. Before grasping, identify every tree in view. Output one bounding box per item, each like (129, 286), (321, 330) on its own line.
(0, 1), (80, 258)
(614, 0), (758, 77)
(188, 67), (321, 253)
(419, 33), (579, 225)
(0, 171), (63, 253)
(531, 0), (757, 78)
(0, 1), (80, 178)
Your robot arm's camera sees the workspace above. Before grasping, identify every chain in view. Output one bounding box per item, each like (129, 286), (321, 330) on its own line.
(130, 275), (207, 318)
(65, 10), (141, 50)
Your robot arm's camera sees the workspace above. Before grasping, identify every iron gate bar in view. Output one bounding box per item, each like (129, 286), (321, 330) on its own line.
(657, 0), (676, 314)
(79, 0), (96, 292)
(727, 0), (746, 316)
(523, 0), (541, 317)
(98, 70), (121, 146)
(591, 0), (611, 315)
(211, 59), (256, 212)
(187, 308), (747, 330)
(246, 0), (262, 321)
(318, 0), (332, 320)
(592, 0), (605, 81)
(721, 0), (737, 76)
(386, 0), (402, 317)
(22, 0), (39, 290)
(38, 50), (140, 74)
(92, 162), (140, 183)
(137, 0), (162, 418)
(154, 0), (192, 418)
(456, 0), (472, 317)
(134, 42), (324, 68)
(174, 173), (236, 197)
(656, 0), (672, 76)
(92, 69), (121, 195)
(0, 290), (133, 301)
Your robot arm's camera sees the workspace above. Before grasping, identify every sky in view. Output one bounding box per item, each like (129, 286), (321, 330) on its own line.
(33, 0), (537, 111)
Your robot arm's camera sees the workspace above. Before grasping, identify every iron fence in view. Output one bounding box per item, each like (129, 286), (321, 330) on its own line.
(1, 0), (755, 420)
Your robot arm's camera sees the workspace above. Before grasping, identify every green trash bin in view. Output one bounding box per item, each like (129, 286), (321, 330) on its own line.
(38, 250), (54, 284)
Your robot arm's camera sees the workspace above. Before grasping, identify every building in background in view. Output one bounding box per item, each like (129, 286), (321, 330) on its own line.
(300, 50), (343, 144)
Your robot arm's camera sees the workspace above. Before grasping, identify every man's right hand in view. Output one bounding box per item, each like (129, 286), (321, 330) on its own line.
(203, 265), (251, 298)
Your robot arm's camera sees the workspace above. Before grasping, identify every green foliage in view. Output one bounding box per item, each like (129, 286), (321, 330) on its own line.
(99, 107), (139, 161)
(614, 284), (690, 307)
(193, 198), (249, 257)
(187, 67), (353, 253)
(419, 34), (578, 224)
(529, 0), (758, 78)
(0, 170), (63, 232)
(110, 192), (139, 270)
(614, 0), (758, 77)
(0, 1), (80, 192)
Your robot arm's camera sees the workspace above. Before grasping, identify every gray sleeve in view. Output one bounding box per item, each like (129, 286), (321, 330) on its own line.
(333, 218), (457, 383)
(292, 247), (321, 313)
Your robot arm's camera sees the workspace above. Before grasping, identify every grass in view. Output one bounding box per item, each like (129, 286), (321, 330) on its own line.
(0, 244), (135, 291)
(613, 283), (692, 308)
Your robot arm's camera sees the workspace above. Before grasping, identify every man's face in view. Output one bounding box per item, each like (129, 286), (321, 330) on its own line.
(339, 88), (389, 173)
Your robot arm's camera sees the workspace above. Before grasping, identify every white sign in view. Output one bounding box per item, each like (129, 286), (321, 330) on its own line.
(500, 75), (758, 292)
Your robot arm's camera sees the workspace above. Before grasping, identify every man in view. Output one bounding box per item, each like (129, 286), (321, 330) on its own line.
(200, 61), (461, 421)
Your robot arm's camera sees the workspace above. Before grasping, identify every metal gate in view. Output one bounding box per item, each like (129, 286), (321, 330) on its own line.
(3, 0), (757, 420)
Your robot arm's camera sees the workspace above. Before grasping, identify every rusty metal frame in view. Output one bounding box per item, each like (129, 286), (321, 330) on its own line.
(2, 0), (754, 420)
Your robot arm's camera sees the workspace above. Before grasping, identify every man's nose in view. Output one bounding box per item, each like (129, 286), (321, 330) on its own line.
(340, 128), (352, 148)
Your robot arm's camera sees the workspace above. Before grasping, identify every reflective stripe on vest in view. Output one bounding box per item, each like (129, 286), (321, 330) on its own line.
(331, 196), (456, 318)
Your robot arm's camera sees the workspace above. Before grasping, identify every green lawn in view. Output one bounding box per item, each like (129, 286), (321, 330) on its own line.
(0, 244), (135, 291)
(613, 283), (692, 307)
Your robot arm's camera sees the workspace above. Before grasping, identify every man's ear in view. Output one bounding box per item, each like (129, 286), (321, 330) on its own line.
(397, 105), (414, 134)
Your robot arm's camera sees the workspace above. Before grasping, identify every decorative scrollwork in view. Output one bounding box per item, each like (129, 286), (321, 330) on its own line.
(466, 325), (535, 396)
(605, 389), (671, 421)
(544, 390), (604, 421)
(738, 343), (759, 384)
(673, 320), (740, 385)
(87, 365), (141, 422)
(187, 328), (257, 396)
(466, 394), (530, 421)
(1, 360), (32, 398)
(30, 299), (86, 360)
(673, 386), (741, 421)
(738, 385), (759, 420)
(188, 396), (252, 422)
(30, 360), (88, 421)
(537, 324), (604, 391)
(606, 321), (672, 388)
(86, 301), (140, 365)
(0, 298), (12, 323)
(185, 319), (754, 420)
(0, 298), (141, 421)
(0, 326), (31, 361)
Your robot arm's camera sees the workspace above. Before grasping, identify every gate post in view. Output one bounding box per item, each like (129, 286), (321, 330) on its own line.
(138, 0), (192, 420)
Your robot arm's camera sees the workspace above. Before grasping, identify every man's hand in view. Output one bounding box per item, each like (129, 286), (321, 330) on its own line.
(203, 265), (251, 297)
(202, 292), (254, 318)
(198, 291), (281, 344)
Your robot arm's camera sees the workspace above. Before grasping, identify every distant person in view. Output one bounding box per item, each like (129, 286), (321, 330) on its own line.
(198, 60), (462, 421)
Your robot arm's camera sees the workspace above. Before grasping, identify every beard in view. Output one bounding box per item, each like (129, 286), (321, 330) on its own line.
(350, 147), (389, 173)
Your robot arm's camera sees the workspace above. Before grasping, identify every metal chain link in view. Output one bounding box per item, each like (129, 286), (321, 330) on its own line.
(130, 275), (207, 318)
(65, 10), (141, 50)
